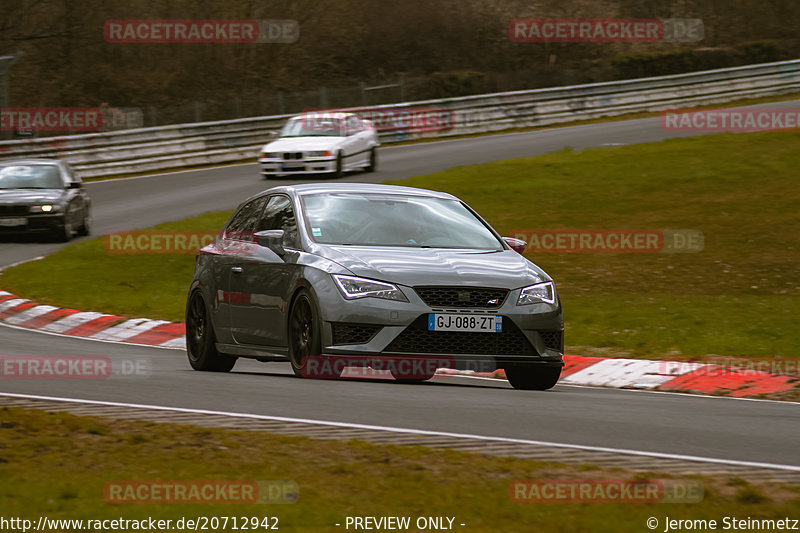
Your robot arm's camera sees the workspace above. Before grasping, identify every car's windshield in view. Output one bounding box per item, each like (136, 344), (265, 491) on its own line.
(0, 165), (63, 189)
(280, 116), (343, 137)
(302, 193), (503, 249)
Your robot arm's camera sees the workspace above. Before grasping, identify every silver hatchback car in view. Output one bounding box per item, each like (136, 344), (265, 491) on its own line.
(186, 183), (564, 390)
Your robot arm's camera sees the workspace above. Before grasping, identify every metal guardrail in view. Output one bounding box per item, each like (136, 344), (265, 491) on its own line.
(1, 59), (798, 178)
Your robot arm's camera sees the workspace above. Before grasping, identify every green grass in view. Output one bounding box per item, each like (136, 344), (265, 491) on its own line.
(388, 132), (800, 358)
(1, 212), (231, 322)
(2, 131), (798, 358)
(1, 407), (798, 532)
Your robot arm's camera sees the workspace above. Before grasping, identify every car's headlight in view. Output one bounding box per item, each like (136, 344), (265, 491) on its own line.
(30, 204), (58, 213)
(517, 281), (556, 305)
(261, 152), (279, 159)
(333, 274), (408, 302)
(307, 150), (332, 157)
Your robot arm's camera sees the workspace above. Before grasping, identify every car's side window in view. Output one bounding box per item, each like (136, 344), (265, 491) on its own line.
(226, 196), (269, 239)
(345, 115), (362, 136)
(258, 195), (301, 249)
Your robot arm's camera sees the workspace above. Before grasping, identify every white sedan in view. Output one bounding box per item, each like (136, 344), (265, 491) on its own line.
(259, 112), (380, 179)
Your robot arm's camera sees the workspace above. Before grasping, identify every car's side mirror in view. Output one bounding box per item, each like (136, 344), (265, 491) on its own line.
(502, 237), (527, 254)
(269, 131), (278, 138)
(67, 181), (82, 189)
(255, 229), (285, 256)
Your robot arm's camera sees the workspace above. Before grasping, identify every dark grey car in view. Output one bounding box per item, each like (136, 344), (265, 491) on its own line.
(186, 183), (564, 390)
(0, 158), (91, 241)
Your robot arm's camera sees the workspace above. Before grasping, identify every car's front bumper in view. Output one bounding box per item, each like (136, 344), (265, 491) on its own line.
(0, 213), (65, 233)
(259, 157), (337, 176)
(315, 281), (564, 371)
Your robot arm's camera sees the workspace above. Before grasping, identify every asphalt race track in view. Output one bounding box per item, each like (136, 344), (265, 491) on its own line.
(1, 102), (799, 470)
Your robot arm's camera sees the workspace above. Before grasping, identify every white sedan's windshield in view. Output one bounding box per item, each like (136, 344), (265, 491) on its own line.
(280, 117), (343, 137)
(302, 193), (502, 249)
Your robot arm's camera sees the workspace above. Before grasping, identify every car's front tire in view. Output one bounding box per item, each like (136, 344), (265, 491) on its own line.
(76, 210), (91, 236)
(288, 290), (341, 379)
(186, 291), (237, 372)
(365, 148), (377, 173)
(505, 366), (561, 390)
(390, 368), (435, 383)
(55, 217), (72, 242)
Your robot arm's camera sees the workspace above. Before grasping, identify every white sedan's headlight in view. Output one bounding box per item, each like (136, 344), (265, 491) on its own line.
(307, 150), (332, 157)
(517, 281), (556, 305)
(333, 274), (408, 302)
(261, 152), (280, 158)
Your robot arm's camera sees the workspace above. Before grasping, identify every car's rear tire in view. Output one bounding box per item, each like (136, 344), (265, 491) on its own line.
(505, 366), (561, 390)
(186, 291), (237, 372)
(365, 148), (377, 173)
(288, 290), (342, 379)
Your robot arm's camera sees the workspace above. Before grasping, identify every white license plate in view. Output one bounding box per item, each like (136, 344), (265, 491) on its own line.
(281, 162), (304, 169)
(0, 218), (27, 227)
(428, 314), (502, 333)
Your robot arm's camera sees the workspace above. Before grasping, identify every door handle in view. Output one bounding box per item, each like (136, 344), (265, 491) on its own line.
(231, 266), (243, 274)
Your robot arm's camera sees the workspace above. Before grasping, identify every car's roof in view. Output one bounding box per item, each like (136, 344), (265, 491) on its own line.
(290, 112), (357, 120)
(0, 158), (62, 166)
(263, 182), (458, 200)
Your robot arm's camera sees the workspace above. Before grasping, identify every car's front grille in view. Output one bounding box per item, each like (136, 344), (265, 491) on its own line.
(385, 315), (535, 356)
(539, 330), (564, 352)
(283, 152), (303, 160)
(414, 286), (509, 309)
(0, 205), (29, 216)
(331, 323), (382, 345)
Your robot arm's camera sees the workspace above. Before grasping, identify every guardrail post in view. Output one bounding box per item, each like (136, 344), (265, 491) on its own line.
(193, 101), (203, 123)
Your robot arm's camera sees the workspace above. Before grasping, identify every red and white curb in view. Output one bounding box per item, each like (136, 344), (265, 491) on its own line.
(1, 290), (796, 397)
(0, 290), (186, 349)
(440, 355), (797, 397)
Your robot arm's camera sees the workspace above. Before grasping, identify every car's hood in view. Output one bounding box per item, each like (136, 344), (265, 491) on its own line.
(316, 245), (550, 289)
(0, 189), (64, 204)
(261, 137), (344, 152)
